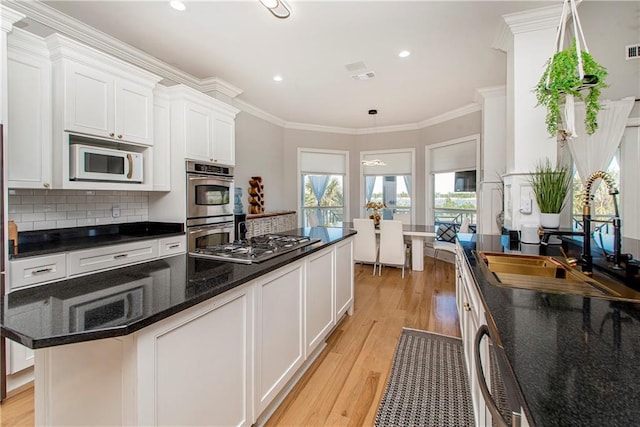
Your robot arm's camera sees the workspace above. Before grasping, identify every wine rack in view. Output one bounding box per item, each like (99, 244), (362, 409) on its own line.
(248, 176), (265, 214)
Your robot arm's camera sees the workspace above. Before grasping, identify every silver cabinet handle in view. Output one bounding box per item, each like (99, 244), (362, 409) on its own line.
(168, 244), (180, 249)
(32, 267), (53, 275)
(114, 253), (128, 259)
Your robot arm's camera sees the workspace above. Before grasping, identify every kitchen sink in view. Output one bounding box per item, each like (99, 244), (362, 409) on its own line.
(475, 251), (640, 301)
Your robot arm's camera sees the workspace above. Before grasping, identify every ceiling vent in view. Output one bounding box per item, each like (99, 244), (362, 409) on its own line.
(345, 61), (367, 72)
(352, 71), (376, 81)
(625, 44), (640, 60)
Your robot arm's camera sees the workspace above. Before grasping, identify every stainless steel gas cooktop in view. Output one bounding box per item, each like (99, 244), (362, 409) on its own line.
(190, 234), (321, 264)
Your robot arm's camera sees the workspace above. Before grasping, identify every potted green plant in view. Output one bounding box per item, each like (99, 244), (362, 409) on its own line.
(529, 159), (572, 228)
(535, 40), (608, 137)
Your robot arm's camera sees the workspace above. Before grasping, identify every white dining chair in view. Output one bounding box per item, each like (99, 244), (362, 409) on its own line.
(353, 218), (379, 275)
(433, 223), (457, 269)
(378, 219), (406, 278)
(392, 213), (412, 268)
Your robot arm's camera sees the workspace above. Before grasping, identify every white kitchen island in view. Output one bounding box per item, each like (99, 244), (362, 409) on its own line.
(2, 228), (355, 426)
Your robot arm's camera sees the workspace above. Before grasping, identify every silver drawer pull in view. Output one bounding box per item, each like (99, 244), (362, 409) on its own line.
(114, 254), (129, 259)
(168, 244), (180, 249)
(32, 267), (53, 275)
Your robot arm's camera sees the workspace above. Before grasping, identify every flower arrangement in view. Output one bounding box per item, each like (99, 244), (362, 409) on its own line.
(365, 201), (386, 226)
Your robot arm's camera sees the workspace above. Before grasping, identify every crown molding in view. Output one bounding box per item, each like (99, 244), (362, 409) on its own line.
(1, 4), (25, 32)
(285, 121), (358, 135)
(200, 77), (243, 99)
(474, 85), (506, 103)
(233, 98), (288, 128)
(5, 0), (202, 88)
(417, 103), (481, 129)
(502, 4), (563, 35)
(494, 4), (562, 52)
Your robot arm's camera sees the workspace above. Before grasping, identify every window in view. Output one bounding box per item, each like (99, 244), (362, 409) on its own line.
(364, 175), (411, 220)
(426, 135), (479, 227)
(433, 171), (477, 226)
(361, 149), (414, 221)
(299, 149), (348, 227)
(572, 156), (619, 236)
(301, 174), (344, 226)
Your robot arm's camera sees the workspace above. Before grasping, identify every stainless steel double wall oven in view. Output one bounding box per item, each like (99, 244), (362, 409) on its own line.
(186, 161), (235, 254)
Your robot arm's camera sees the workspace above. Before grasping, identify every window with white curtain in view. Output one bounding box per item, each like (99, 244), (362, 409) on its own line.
(426, 136), (478, 226)
(361, 150), (414, 221)
(299, 149), (348, 227)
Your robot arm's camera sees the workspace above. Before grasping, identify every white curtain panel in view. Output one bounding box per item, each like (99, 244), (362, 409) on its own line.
(567, 97), (635, 190)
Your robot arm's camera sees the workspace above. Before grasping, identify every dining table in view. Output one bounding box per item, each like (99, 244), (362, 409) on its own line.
(341, 223), (437, 272)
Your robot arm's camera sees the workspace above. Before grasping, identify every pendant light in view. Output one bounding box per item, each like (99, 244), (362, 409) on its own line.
(361, 109), (387, 166)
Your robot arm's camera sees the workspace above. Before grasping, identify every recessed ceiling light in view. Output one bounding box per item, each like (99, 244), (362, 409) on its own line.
(170, 1), (186, 11)
(273, 75), (283, 82)
(399, 50), (411, 58)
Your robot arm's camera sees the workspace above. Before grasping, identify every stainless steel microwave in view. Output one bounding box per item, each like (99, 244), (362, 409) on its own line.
(70, 143), (144, 183)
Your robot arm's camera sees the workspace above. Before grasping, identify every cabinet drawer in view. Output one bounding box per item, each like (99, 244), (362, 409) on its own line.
(9, 253), (67, 289)
(68, 240), (158, 276)
(158, 235), (186, 257)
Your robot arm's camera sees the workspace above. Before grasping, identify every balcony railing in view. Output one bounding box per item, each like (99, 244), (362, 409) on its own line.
(434, 208), (476, 226)
(302, 207), (343, 227)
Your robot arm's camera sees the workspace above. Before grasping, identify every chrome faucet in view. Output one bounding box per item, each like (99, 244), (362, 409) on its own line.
(539, 170), (630, 274)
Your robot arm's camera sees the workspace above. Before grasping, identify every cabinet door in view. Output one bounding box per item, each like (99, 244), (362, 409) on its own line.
(335, 238), (354, 318)
(184, 101), (212, 162)
(63, 61), (115, 138)
(212, 112), (235, 165)
(136, 284), (253, 426)
(7, 47), (52, 189)
(305, 248), (334, 355)
(255, 263), (304, 414)
(115, 79), (153, 145)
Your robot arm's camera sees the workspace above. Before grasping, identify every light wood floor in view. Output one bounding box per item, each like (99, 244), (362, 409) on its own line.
(0, 258), (459, 427)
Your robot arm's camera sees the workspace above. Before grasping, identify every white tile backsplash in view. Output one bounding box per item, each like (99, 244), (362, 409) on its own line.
(9, 189), (149, 232)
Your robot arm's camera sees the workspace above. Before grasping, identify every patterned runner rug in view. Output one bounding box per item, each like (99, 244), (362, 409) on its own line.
(375, 328), (474, 426)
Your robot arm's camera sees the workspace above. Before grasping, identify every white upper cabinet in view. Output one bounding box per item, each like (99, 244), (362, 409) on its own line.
(168, 85), (239, 166)
(7, 29), (52, 189)
(47, 33), (160, 147)
(61, 59), (154, 146)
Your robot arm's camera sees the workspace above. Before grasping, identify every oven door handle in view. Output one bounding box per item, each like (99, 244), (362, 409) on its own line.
(188, 175), (233, 183)
(189, 224), (231, 238)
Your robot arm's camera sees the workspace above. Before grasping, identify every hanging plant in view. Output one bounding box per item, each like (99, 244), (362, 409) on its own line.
(535, 40), (608, 137)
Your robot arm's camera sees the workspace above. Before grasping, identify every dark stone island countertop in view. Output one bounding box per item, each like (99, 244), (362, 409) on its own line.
(1, 227), (355, 350)
(459, 233), (640, 426)
(10, 221), (185, 259)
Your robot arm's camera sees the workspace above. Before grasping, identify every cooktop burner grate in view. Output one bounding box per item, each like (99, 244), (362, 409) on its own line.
(191, 234), (320, 264)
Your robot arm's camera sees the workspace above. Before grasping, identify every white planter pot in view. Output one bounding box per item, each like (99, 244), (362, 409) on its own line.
(540, 213), (560, 229)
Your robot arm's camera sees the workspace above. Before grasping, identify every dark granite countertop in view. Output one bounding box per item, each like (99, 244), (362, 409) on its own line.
(459, 233), (640, 426)
(10, 222), (185, 259)
(1, 226), (355, 349)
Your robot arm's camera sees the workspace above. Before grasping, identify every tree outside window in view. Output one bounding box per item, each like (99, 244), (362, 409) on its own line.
(301, 174), (344, 227)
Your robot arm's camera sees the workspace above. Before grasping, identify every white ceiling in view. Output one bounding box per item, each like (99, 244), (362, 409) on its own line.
(23, 1), (555, 129)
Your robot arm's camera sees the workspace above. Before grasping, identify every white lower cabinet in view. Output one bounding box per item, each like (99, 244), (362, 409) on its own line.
(255, 263), (305, 415)
(305, 247), (335, 355)
(456, 242), (489, 427)
(136, 283), (254, 427)
(33, 237), (355, 426)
